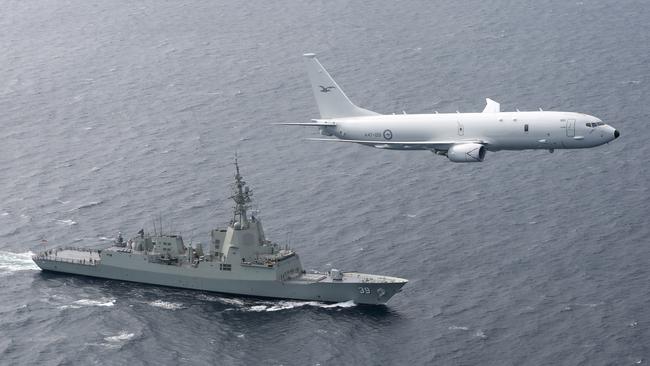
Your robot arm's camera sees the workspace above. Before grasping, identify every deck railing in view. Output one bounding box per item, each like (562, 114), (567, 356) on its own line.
(32, 256), (99, 266)
(32, 247), (101, 266)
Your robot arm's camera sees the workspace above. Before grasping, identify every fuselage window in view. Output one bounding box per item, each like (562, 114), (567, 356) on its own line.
(524, 124), (529, 132)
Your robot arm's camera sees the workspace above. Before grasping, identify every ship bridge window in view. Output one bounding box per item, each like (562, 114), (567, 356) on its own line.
(219, 263), (231, 271)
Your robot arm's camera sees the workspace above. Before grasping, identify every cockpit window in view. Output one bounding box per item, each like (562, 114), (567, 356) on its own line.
(586, 123), (592, 127)
(597, 122), (604, 126)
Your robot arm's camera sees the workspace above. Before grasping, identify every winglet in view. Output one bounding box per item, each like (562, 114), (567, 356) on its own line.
(482, 98), (500, 113)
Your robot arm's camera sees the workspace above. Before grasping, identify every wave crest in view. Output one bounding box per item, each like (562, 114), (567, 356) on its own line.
(148, 300), (184, 310)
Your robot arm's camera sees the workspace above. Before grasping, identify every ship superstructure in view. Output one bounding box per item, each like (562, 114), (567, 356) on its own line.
(32, 160), (407, 305)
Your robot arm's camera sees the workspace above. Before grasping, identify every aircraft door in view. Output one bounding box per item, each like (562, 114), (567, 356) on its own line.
(566, 119), (575, 137)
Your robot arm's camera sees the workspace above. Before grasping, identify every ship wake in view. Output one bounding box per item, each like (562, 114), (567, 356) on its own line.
(0, 251), (39, 274)
(58, 297), (116, 309)
(245, 299), (357, 312)
(196, 294), (357, 311)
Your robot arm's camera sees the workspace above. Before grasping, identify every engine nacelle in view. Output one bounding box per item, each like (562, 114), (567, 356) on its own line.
(447, 143), (486, 162)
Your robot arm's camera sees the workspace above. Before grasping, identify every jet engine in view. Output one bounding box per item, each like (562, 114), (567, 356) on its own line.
(446, 143), (486, 162)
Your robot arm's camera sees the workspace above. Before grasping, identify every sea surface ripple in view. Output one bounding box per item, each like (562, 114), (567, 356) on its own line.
(1, 0), (649, 365)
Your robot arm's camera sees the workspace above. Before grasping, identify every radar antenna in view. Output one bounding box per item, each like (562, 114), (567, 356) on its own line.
(230, 154), (252, 229)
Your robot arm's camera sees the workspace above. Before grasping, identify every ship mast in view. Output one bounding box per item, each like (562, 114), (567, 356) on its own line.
(230, 155), (252, 229)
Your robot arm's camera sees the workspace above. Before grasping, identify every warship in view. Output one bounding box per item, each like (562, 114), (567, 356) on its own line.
(32, 161), (407, 305)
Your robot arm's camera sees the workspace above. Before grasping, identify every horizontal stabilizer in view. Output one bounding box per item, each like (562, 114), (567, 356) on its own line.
(482, 98), (500, 113)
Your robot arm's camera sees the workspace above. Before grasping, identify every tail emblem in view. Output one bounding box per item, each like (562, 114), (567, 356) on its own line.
(319, 85), (336, 93)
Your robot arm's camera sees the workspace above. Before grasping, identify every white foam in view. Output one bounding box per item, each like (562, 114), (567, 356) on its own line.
(56, 219), (78, 226)
(84, 342), (120, 349)
(474, 330), (487, 339)
(248, 305), (268, 312)
(1, 212), (9, 216)
(197, 294), (245, 306)
(448, 325), (469, 331)
(73, 298), (116, 307)
(245, 300), (356, 312)
(575, 302), (604, 308)
(148, 300), (183, 310)
(197, 294), (356, 312)
(90, 167), (100, 172)
(318, 300), (356, 308)
(0, 251), (39, 273)
(265, 301), (311, 312)
(105, 332), (135, 342)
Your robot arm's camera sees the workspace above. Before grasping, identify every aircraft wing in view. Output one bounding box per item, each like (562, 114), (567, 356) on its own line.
(273, 119), (336, 127)
(306, 138), (484, 150)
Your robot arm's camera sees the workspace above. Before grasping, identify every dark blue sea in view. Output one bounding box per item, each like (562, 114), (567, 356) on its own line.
(1, 0), (649, 364)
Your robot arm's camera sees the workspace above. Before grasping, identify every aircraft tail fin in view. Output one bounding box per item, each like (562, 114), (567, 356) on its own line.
(303, 53), (380, 118)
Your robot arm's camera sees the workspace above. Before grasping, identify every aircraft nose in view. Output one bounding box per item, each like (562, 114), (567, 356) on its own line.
(614, 130), (620, 139)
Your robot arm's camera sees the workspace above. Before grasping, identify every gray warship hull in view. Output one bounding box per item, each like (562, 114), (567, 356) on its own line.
(32, 160), (407, 305)
(33, 250), (405, 305)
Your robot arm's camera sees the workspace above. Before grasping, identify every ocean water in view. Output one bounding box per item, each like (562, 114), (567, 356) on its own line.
(1, 0), (649, 365)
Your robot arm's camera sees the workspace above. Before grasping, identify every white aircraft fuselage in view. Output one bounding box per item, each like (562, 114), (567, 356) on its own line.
(319, 111), (616, 151)
(281, 53), (619, 162)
